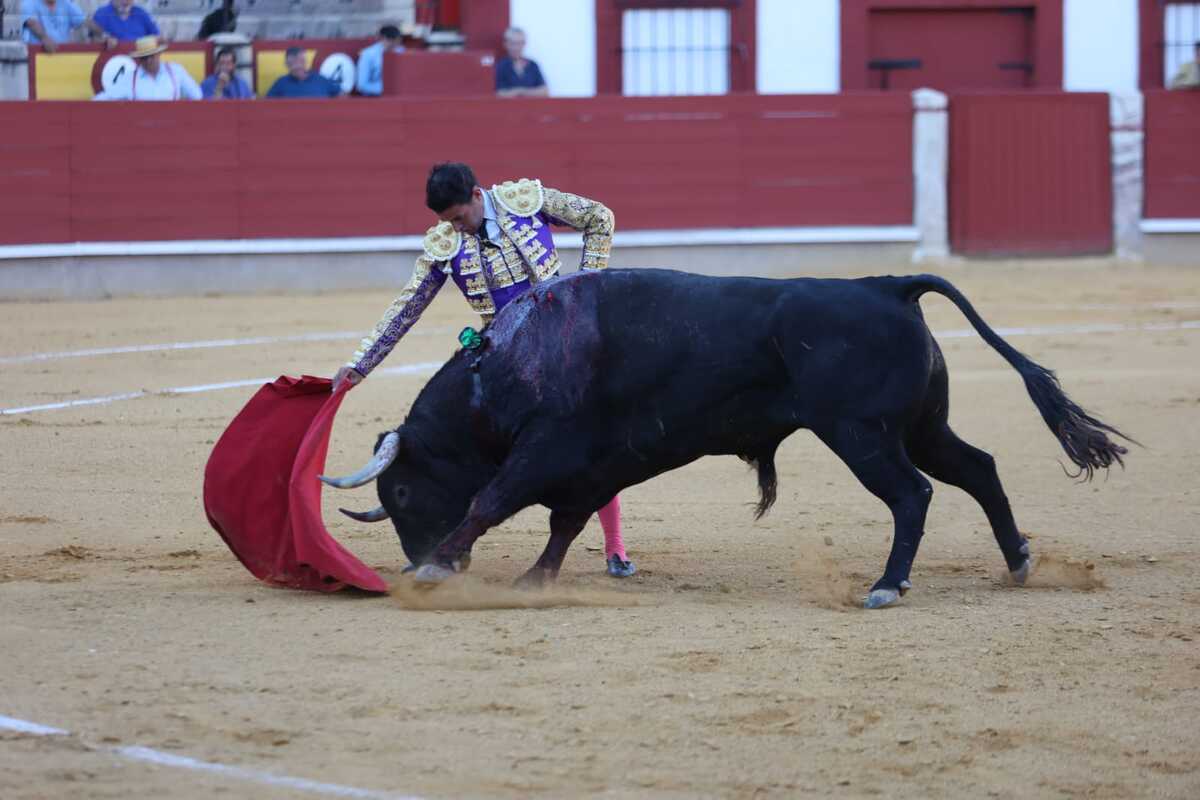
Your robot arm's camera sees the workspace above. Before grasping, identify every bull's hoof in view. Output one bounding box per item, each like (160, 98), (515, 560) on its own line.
(864, 589), (900, 609)
(1010, 558), (1032, 585)
(606, 555), (637, 578)
(864, 580), (910, 610)
(514, 568), (551, 589)
(412, 563), (456, 584)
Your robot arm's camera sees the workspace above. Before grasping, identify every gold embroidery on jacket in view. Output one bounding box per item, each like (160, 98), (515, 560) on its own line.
(491, 178), (545, 216)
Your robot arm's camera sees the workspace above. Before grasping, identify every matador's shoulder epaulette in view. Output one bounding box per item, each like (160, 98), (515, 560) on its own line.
(491, 178), (545, 217)
(422, 221), (462, 261)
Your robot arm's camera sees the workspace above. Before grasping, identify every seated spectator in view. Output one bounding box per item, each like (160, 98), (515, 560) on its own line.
(198, 0), (237, 40)
(20, 0), (111, 52)
(356, 24), (404, 97)
(92, 0), (159, 42)
(1169, 42), (1200, 90)
(201, 47), (252, 100)
(94, 36), (202, 100)
(266, 47), (342, 98)
(495, 26), (548, 98)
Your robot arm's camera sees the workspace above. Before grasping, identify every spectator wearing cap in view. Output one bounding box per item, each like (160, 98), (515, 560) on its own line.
(1169, 42), (1200, 90)
(20, 0), (112, 52)
(356, 24), (404, 96)
(92, 0), (159, 42)
(94, 35), (202, 100)
(266, 47), (342, 98)
(201, 47), (253, 100)
(495, 26), (548, 98)
(198, 0), (237, 40)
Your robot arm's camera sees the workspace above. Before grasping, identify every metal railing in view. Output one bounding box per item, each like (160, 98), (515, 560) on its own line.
(620, 7), (731, 96)
(1162, 1), (1200, 84)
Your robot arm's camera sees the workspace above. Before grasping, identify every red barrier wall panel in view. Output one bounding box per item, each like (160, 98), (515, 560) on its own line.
(841, 0), (1063, 91)
(1144, 91), (1200, 219)
(0, 105), (72, 244)
(0, 94), (913, 246)
(949, 92), (1111, 257)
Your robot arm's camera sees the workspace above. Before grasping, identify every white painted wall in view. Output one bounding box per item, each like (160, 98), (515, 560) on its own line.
(1064, 0), (1139, 92)
(756, 0), (839, 94)
(510, 0), (596, 97)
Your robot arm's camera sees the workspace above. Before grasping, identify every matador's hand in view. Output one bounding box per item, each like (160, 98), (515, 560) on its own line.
(332, 366), (363, 394)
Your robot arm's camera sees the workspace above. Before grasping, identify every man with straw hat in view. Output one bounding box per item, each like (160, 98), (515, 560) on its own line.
(94, 35), (202, 101)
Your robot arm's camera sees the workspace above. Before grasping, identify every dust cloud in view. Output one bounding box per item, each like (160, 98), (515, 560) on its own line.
(391, 574), (640, 611)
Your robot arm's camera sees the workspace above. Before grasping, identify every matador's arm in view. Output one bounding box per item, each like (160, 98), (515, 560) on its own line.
(541, 187), (615, 270)
(348, 253), (448, 377)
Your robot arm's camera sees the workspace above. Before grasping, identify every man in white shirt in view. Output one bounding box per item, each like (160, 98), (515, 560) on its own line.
(94, 35), (202, 101)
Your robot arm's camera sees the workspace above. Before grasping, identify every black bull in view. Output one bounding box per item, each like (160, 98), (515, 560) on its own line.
(322, 269), (1129, 608)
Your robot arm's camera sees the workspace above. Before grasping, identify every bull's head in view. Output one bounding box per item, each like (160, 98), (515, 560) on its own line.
(320, 428), (475, 566)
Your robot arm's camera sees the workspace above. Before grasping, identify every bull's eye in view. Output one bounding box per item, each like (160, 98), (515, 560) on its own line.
(394, 486), (409, 508)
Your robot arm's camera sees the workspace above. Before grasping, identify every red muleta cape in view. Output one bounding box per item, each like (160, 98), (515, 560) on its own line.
(203, 375), (387, 592)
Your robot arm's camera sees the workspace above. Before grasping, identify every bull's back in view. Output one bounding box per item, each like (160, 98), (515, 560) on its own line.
(486, 268), (934, 446)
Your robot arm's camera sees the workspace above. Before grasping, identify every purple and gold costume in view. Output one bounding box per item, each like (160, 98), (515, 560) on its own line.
(349, 178), (614, 376)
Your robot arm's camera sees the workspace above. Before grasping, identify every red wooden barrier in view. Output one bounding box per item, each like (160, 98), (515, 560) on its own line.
(0, 94), (913, 246)
(1144, 91), (1200, 220)
(949, 92), (1112, 257)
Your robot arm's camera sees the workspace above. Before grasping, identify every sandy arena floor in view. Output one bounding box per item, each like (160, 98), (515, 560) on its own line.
(1, 260), (1199, 799)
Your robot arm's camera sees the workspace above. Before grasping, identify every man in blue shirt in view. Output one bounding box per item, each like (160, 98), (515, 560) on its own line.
(266, 47), (342, 98)
(201, 47), (253, 100)
(355, 24), (403, 96)
(92, 0), (159, 41)
(495, 26), (547, 97)
(20, 0), (109, 51)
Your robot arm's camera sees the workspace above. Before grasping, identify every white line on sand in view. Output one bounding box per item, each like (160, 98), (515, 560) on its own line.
(0, 714), (423, 800)
(0, 327), (456, 366)
(3, 319), (1198, 417)
(0, 362), (443, 416)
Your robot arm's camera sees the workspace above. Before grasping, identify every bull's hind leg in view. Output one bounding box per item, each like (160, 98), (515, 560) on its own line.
(815, 421), (932, 609)
(906, 424), (1031, 583)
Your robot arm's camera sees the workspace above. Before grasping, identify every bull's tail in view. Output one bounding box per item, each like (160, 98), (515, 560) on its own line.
(903, 274), (1134, 480)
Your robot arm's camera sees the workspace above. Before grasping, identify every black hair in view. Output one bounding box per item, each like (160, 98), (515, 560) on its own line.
(380, 25), (401, 40)
(426, 163), (477, 213)
(215, 47), (236, 62)
(284, 46), (304, 59)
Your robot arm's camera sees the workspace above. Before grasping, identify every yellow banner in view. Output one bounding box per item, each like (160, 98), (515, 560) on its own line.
(34, 53), (98, 100)
(33, 51), (209, 100)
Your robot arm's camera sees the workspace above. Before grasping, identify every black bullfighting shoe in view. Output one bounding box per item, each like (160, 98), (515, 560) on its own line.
(606, 555), (637, 578)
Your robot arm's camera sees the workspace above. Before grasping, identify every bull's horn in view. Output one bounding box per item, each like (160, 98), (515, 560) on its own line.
(319, 431), (400, 489)
(339, 505), (389, 523)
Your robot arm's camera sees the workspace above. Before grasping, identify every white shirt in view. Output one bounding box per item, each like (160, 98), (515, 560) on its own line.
(480, 189), (503, 242)
(94, 62), (203, 102)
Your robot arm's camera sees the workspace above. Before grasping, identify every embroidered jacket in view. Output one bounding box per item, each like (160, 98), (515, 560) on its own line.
(349, 179), (614, 376)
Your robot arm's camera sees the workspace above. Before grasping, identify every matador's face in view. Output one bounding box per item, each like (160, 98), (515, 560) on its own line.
(436, 186), (486, 235)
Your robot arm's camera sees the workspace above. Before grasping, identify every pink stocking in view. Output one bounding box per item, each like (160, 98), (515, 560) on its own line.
(597, 495), (626, 560)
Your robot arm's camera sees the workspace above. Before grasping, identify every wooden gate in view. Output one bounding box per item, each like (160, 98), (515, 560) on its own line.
(949, 92), (1112, 257)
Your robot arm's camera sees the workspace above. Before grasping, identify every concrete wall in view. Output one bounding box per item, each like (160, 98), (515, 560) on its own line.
(756, 0), (839, 93)
(1064, 0), (1139, 92)
(510, 0), (595, 97)
(0, 41), (29, 101)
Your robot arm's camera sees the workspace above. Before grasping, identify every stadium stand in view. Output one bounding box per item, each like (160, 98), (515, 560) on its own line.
(2, 0), (422, 42)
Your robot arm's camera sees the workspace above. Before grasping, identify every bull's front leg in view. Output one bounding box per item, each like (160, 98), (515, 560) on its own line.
(412, 459), (548, 584)
(515, 510), (591, 588)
